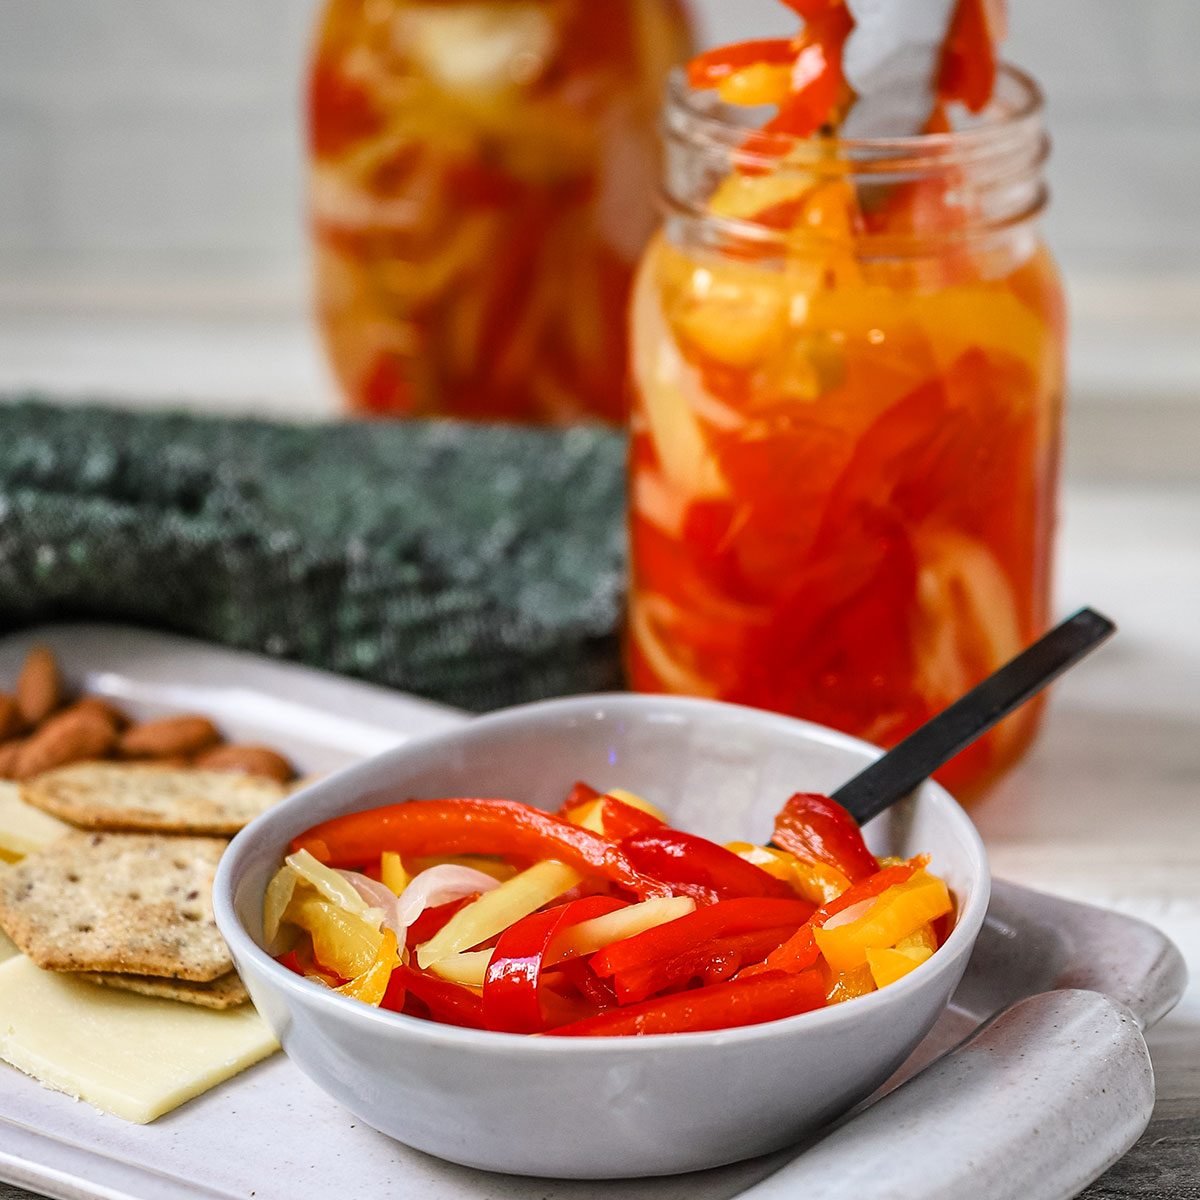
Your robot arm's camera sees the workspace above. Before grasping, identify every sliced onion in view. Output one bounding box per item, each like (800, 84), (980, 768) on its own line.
(394, 865), (501, 933)
(336, 870), (404, 938)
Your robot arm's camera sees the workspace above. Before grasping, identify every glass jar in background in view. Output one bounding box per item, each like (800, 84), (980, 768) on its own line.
(627, 67), (1065, 797)
(309, 0), (692, 422)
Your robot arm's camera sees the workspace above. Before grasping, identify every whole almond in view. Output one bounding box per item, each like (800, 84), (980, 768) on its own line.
(16, 646), (63, 726)
(13, 711), (116, 780)
(194, 744), (295, 784)
(119, 715), (221, 760)
(0, 738), (26, 780)
(0, 695), (22, 740)
(64, 696), (129, 732)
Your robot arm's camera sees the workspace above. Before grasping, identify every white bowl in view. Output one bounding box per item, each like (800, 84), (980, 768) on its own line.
(214, 694), (989, 1179)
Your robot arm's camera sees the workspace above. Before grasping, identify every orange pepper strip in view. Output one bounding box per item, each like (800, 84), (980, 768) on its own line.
(738, 861), (922, 977)
(814, 873), (952, 973)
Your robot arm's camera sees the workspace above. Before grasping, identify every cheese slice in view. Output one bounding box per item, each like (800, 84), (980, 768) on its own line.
(0, 955), (278, 1122)
(0, 782), (70, 860)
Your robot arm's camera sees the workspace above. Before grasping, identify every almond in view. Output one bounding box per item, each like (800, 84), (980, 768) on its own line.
(193, 744), (294, 784)
(64, 696), (129, 732)
(16, 646), (63, 726)
(118, 715), (221, 760)
(0, 695), (22, 740)
(13, 710), (117, 781)
(0, 738), (26, 780)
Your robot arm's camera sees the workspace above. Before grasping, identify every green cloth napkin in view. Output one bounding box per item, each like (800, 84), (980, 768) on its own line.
(0, 399), (628, 711)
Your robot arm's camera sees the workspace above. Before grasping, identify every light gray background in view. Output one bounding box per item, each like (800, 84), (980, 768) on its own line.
(0, 0), (1196, 407)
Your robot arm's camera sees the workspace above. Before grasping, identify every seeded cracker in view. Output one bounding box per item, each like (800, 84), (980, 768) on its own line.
(21, 762), (285, 836)
(77, 969), (249, 1010)
(0, 832), (232, 981)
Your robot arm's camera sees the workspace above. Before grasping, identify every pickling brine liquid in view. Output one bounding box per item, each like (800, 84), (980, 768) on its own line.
(308, 0), (691, 421)
(627, 71), (1065, 797)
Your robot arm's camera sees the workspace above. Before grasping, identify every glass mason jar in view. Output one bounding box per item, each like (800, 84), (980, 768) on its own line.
(308, 0), (692, 422)
(627, 67), (1065, 797)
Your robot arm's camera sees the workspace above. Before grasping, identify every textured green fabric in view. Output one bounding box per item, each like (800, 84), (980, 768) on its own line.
(0, 399), (628, 711)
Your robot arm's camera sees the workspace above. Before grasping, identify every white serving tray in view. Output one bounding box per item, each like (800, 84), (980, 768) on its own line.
(0, 625), (1187, 1200)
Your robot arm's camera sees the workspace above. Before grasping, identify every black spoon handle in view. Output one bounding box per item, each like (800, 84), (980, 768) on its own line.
(831, 607), (1117, 825)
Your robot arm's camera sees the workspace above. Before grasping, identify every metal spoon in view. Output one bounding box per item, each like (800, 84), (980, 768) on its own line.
(830, 607), (1117, 824)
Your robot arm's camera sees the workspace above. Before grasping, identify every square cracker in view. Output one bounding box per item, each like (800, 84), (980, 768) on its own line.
(0, 832), (232, 981)
(77, 969), (249, 1010)
(21, 763), (285, 836)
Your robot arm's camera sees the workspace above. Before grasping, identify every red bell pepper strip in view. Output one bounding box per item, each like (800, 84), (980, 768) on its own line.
(739, 860), (922, 978)
(557, 781), (600, 815)
(593, 795), (666, 841)
(482, 895), (627, 1033)
(611, 925), (799, 1004)
(550, 969), (828, 1037)
(591, 897), (814, 980)
(556, 958), (620, 1011)
(292, 799), (674, 899)
(764, 7), (853, 138)
(557, 784), (665, 840)
(619, 829), (798, 904)
(771, 792), (879, 882)
(383, 965), (486, 1029)
(687, 39), (798, 89)
(938, 0), (998, 113)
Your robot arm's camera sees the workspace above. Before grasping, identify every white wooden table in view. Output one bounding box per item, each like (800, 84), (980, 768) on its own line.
(973, 481), (1200, 1197)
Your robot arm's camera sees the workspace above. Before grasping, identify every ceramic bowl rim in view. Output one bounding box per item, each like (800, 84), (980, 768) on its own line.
(214, 692), (991, 1054)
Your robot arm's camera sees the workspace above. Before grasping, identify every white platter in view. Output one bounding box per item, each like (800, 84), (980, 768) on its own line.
(0, 625), (1187, 1200)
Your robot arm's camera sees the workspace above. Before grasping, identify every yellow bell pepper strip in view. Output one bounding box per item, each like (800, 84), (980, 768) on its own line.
(771, 792), (880, 882)
(416, 859), (582, 969)
(550, 969), (828, 1037)
(866, 944), (934, 989)
(428, 949), (493, 989)
(826, 964), (876, 1004)
(407, 855), (517, 882)
(482, 896), (627, 1033)
(620, 829), (799, 903)
(897, 923), (939, 956)
(547, 896), (697, 963)
(291, 798), (673, 900)
(379, 851), (410, 896)
(286, 893), (383, 980)
(335, 929), (401, 1006)
(814, 872), (953, 974)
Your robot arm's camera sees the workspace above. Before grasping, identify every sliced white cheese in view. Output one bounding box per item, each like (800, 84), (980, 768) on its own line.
(0, 782), (70, 860)
(0, 955), (278, 1123)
